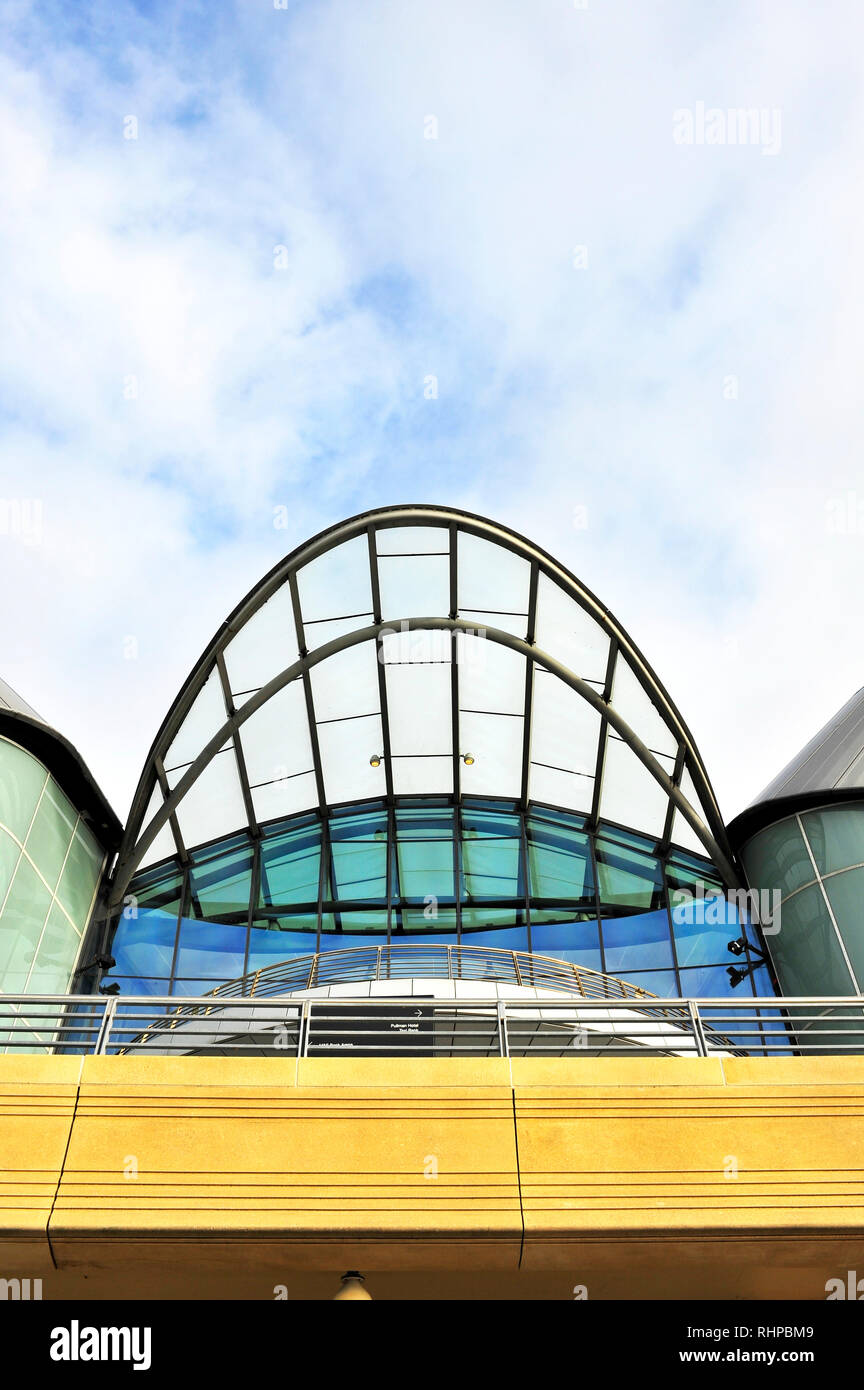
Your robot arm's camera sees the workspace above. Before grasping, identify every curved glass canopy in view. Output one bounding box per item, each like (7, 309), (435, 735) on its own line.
(109, 505), (736, 910)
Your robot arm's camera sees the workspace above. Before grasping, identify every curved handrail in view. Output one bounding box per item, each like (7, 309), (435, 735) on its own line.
(204, 943), (656, 1002)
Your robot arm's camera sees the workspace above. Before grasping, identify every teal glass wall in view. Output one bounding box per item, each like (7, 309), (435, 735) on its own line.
(105, 795), (765, 999)
(0, 735), (105, 993)
(741, 801), (864, 995)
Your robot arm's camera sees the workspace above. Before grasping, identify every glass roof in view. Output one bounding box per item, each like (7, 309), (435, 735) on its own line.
(110, 506), (735, 904)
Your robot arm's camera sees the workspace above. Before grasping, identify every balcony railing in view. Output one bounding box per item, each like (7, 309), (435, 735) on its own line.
(0, 993), (861, 1057)
(206, 943), (656, 1002)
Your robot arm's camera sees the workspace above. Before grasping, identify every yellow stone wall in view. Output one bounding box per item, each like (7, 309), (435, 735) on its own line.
(2, 1053), (864, 1299)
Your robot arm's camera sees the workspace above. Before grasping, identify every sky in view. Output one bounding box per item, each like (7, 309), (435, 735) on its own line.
(0, 0), (863, 825)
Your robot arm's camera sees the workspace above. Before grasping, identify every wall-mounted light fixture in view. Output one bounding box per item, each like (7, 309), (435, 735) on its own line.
(333, 1271), (372, 1300)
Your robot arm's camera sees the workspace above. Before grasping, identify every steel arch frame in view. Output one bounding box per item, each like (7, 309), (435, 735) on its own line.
(108, 505), (737, 920)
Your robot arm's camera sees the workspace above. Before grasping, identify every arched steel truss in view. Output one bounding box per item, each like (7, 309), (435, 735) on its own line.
(108, 505), (737, 912)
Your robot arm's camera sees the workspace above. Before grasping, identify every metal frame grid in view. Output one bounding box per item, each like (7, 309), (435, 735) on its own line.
(107, 505), (737, 913)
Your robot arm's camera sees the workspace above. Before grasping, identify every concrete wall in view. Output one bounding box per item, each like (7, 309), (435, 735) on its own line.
(2, 1054), (864, 1299)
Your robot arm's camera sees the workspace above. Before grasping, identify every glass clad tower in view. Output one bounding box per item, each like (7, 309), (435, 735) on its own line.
(0, 679), (120, 995)
(729, 686), (864, 997)
(92, 505), (769, 1001)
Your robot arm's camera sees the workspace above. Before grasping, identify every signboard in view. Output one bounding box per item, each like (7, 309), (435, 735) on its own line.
(307, 1000), (434, 1056)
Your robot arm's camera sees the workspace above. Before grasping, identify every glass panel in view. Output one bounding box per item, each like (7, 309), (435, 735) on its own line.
(457, 711), (523, 797)
(457, 531), (531, 616)
(310, 641), (380, 722)
(741, 817), (814, 900)
(457, 634), (525, 715)
(606, 969), (677, 997)
(602, 907), (674, 972)
(251, 771), (319, 823)
(318, 926), (387, 950)
(801, 803), (864, 876)
(823, 868), (864, 987)
(105, 975), (172, 997)
(164, 668), (227, 771)
(329, 808), (388, 902)
(766, 882), (855, 996)
(599, 735), (669, 838)
(239, 680), (315, 789)
(533, 574), (609, 683)
(377, 553), (450, 620)
(130, 862), (183, 919)
(171, 977), (234, 997)
(375, 524), (449, 556)
(137, 785), (179, 868)
(317, 713), (385, 804)
(669, 807), (708, 857)
(0, 827), (21, 905)
(526, 815), (594, 903)
(528, 763), (594, 815)
(223, 582), (298, 697)
(0, 857), (52, 991)
(380, 626), (450, 666)
(457, 609), (529, 640)
(397, 907), (458, 937)
(260, 822), (321, 907)
(748, 964), (776, 997)
(530, 917), (603, 970)
(679, 963), (741, 995)
(304, 613), (373, 653)
(174, 918), (248, 980)
(24, 780), (76, 891)
(0, 738), (47, 841)
(395, 807), (455, 903)
(670, 890), (742, 967)
(531, 670), (600, 774)
(28, 901), (81, 990)
(385, 663), (452, 756)
(187, 842), (253, 922)
(54, 820), (103, 929)
(459, 922), (529, 951)
(173, 746), (248, 850)
(671, 768), (715, 856)
(595, 833), (664, 911)
(296, 535), (373, 623)
(391, 756), (453, 796)
(246, 923), (318, 972)
(461, 808), (522, 900)
(610, 658), (678, 759)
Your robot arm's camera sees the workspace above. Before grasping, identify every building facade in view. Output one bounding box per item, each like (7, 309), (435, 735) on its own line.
(2, 504), (864, 1300)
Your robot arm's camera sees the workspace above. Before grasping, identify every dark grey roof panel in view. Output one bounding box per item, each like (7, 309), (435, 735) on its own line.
(754, 687), (864, 802)
(0, 675), (42, 722)
(726, 687), (864, 848)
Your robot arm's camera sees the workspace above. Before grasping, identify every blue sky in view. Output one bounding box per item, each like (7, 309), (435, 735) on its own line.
(1, 0), (863, 820)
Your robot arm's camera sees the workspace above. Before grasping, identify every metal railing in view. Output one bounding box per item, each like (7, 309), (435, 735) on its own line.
(206, 944), (655, 1001)
(0, 994), (863, 1057)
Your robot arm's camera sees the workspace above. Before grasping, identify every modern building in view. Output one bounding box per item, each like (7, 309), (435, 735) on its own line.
(0, 680), (120, 997)
(2, 504), (864, 1300)
(728, 686), (864, 998)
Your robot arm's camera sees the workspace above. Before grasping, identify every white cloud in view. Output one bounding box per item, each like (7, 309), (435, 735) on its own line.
(1, 0), (863, 829)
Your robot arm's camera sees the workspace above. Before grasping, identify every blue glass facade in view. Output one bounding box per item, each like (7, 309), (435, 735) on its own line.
(104, 796), (763, 998)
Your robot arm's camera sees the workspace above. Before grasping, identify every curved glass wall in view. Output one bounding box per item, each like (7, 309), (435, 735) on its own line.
(104, 796), (768, 999)
(113, 509), (736, 901)
(741, 801), (864, 995)
(0, 735), (105, 993)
